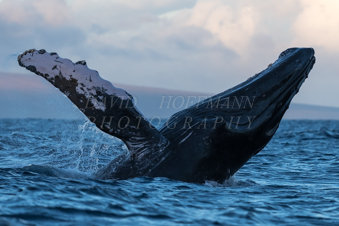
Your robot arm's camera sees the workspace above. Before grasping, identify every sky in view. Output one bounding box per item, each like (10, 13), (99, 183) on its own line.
(0, 0), (339, 109)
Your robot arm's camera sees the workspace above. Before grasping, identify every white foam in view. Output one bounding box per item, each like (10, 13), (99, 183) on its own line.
(205, 175), (238, 187)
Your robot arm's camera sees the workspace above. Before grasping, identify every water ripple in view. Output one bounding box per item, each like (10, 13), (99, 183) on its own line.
(0, 119), (338, 225)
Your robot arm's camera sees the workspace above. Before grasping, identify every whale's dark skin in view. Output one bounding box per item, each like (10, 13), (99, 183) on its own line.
(18, 48), (316, 183)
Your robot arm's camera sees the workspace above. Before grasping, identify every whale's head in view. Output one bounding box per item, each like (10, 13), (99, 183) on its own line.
(209, 48), (316, 176)
(233, 48), (315, 137)
(157, 48), (316, 183)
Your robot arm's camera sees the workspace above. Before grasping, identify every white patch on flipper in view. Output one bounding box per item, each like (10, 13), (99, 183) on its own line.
(19, 50), (131, 111)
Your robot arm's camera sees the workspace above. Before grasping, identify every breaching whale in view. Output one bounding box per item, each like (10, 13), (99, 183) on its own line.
(18, 48), (315, 183)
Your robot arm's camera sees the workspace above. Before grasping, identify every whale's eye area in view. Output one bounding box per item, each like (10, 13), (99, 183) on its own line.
(278, 48), (297, 59)
(38, 49), (46, 54)
(76, 60), (86, 66)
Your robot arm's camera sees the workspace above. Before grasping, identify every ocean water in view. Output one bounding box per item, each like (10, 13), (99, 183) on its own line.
(0, 119), (338, 225)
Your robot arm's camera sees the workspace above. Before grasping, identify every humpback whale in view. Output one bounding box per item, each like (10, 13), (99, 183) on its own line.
(18, 48), (316, 183)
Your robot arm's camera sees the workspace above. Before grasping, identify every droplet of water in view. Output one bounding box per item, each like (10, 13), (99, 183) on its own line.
(1, 52), (22, 71)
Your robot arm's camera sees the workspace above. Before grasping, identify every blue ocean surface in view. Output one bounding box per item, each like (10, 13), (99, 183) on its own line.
(0, 119), (338, 225)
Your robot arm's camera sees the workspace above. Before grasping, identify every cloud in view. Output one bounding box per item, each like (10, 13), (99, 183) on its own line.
(293, 0), (339, 52)
(115, 0), (196, 12)
(32, 0), (71, 26)
(0, 0), (70, 27)
(184, 0), (259, 56)
(0, 0), (339, 108)
(0, 0), (35, 24)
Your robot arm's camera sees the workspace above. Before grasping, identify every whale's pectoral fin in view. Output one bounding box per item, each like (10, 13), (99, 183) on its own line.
(17, 49), (167, 160)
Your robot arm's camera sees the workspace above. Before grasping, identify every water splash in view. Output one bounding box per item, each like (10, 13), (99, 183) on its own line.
(1, 52), (21, 71)
(75, 119), (127, 174)
(323, 129), (339, 139)
(205, 175), (239, 187)
(1, 119), (339, 225)
(76, 120), (101, 173)
(23, 164), (91, 180)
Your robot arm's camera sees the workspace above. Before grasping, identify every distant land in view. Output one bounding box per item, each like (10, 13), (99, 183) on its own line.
(1, 72), (339, 120)
(118, 84), (339, 120)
